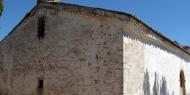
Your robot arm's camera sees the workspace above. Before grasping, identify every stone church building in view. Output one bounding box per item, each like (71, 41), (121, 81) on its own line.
(0, 0), (190, 95)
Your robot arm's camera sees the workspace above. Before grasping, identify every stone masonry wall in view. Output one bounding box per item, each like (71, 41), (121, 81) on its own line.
(0, 3), (190, 95)
(0, 5), (123, 95)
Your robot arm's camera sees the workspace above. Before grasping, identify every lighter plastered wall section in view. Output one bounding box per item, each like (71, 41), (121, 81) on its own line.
(123, 35), (190, 95)
(123, 36), (145, 95)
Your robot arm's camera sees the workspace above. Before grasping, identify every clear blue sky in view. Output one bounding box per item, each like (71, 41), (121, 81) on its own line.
(0, 0), (190, 45)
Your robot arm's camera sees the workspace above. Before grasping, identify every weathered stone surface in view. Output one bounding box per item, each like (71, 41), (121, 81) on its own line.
(0, 2), (190, 95)
(0, 4), (123, 95)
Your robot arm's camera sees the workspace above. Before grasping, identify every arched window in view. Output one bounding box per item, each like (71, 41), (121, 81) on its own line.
(180, 70), (186, 95)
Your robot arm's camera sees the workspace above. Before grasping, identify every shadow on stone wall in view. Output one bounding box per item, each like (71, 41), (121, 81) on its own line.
(143, 69), (174, 95)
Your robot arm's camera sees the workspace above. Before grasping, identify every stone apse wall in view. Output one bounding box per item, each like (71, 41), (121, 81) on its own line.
(0, 3), (190, 95)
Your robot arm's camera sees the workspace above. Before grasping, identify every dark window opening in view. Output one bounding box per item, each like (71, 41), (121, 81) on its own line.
(37, 79), (43, 95)
(180, 70), (186, 95)
(38, 79), (43, 89)
(37, 15), (46, 40)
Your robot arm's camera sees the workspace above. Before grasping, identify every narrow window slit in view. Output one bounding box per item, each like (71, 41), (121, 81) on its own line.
(37, 79), (43, 95)
(180, 70), (186, 95)
(38, 79), (43, 89)
(37, 15), (46, 40)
